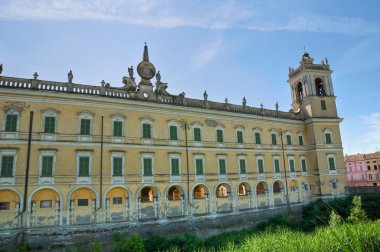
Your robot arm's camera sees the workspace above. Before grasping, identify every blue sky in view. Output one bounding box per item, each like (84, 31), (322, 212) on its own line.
(0, 0), (379, 155)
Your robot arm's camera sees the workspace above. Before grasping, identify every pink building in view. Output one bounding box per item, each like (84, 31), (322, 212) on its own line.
(345, 152), (380, 187)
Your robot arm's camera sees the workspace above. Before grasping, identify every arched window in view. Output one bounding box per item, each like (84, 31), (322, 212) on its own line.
(194, 185), (206, 199)
(296, 82), (303, 99)
(141, 187), (154, 202)
(273, 181), (282, 193)
(315, 78), (325, 96)
(216, 184), (229, 198)
(256, 182), (267, 194)
(168, 186), (181, 201)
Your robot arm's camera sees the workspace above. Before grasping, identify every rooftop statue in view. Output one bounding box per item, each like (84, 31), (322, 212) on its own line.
(203, 90), (208, 101)
(242, 96), (246, 107)
(0, 64), (3, 75)
(275, 102), (279, 111)
(225, 98), (228, 104)
(122, 76), (137, 92)
(155, 71), (161, 82)
(155, 82), (169, 96)
(68, 70), (73, 83)
(33, 72), (39, 80)
(179, 92), (185, 98)
(128, 66), (134, 79)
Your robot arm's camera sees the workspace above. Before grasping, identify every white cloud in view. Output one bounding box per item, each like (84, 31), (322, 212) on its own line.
(359, 113), (380, 151)
(0, 0), (378, 36)
(189, 38), (224, 71)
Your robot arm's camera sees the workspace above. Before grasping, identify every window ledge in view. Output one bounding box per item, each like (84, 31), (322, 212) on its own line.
(41, 133), (56, 141)
(142, 139), (153, 145)
(237, 143), (244, 148)
(219, 175), (227, 180)
(169, 140), (178, 146)
(78, 136), (92, 142)
(216, 143), (224, 148)
(274, 173), (281, 179)
(290, 172), (296, 178)
(77, 177), (91, 183)
(240, 174), (248, 180)
(195, 175), (205, 181)
(0, 177), (15, 184)
(112, 137), (124, 143)
(2, 132), (18, 139)
(329, 170), (337, 175)
(258, 173), (265, 179)
(142, 175), (154, 182)
(111, 176), (124, 183)
(39, 177), (54, 184)
(170, 175), (181, 182)
(302, 172), (308, 176)
(194, 141), (203, 147)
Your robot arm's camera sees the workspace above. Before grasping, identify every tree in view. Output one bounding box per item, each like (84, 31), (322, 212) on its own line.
(347, 195), (368, 224)
(329, 210), (341, 227)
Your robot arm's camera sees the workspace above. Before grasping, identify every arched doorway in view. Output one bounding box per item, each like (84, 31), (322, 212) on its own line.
(29, 187), (62, 227)
(215, 183), (232, 213)
(104, 186), (130, 222)
(192, 184), (210, 215)
(138, 186), (160, 220)
(165, 185), (185, 217)
(0, 189), (21, 229)
(289, 180), (300, 203)
(69, 187), (97, 225)
(272, 180), (285, 205)
(236, 182), (252, 210)
(256, 181), (269, 208)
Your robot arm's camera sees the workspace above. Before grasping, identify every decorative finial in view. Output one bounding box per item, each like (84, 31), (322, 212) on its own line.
(143, 42), (149, 61)
(155, 71), (161, 82)
(0, 64), (3, 75)
(242, 97), (246, 107)
(203, 90), (208, 101)
(68, 70), (73, 83)
(33, 72), (39, 80)
(101, 80), (105, 87)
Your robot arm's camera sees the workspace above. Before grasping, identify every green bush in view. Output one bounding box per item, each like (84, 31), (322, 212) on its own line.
(18, 243), (28, 252)
(113, 235), (145, 252)
(348, 195), (368, 224)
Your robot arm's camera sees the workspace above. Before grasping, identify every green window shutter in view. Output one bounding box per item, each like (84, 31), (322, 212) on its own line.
(143, 123), (151, 138)
(274, 159), (280, 173)
(113, 157), (123, 176)
(321, 100), (326, 110)
(79, 157), (90, 176)
(301, 159), (307, 172)
(255, 132), (261, 144)
(5, 114), (17, 132)
(325, 133), (332, 144)
(194, 128), (201, 141)
(80, 119), (91, 135)
(217, 129), (223, 143)
(113, 121), (123, 137)
(289, 159), (295, 172)
(170, 126), (178, 140)
(258, 159), (264, 174)
(286, 135), (292, 145)
(143, 158), (152, 176)
(171, 158), (179, 175)
(219, 159), (226, 175)
(329, 157), (336, 170)
(299, 135), (304, 146)
(196, 159), (203, 175)
(239, 159), (246, 174)
(44, 117), (56, 133)
(1, 156), (14, 177)
(41, 156), (53, 177)
(237, 131), (243, 143)
(271, 134), (277, 145)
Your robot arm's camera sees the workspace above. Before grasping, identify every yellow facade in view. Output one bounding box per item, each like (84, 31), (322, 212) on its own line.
(0, 47), (345, 229)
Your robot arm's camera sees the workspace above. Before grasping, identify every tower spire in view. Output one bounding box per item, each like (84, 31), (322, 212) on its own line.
(143, 42), (149, 62)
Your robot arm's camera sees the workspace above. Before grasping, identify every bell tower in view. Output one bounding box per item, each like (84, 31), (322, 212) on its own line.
(288, 52), (346, 197)
(287, 52), (337, 119)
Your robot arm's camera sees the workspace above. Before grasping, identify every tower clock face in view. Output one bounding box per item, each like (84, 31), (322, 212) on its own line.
(137, 61), (156, 80)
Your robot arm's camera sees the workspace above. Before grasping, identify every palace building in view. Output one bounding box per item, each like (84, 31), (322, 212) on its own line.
(0, 45), (345, 229)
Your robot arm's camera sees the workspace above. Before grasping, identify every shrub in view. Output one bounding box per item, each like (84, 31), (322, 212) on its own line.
(113, 235), (145, 252)
(348, 195), (368, 224)
(328, 210), (342, 227)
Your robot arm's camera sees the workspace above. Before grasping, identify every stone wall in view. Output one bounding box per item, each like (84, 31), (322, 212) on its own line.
(0, 204), (303, 251)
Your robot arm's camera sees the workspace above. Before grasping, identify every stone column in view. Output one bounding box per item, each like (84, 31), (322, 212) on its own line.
(70, 201), (75, 225)
(54, 202), (59, 226)
(124, 197), (129, 221)
(91, 200), (96, 223)
(31, 202), (36, 227)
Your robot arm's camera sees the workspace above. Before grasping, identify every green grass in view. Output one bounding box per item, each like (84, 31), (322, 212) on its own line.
(216, 221), (380, 252)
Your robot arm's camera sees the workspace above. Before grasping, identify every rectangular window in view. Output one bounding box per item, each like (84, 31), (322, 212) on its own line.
(369, 174), (373, 180)
(255, 132), (261, 144)
(80, 119), (91, 135)
(274, 159), (280, 173)
(328, 157), (336, 170)
(113, 197), (122, 205)
(299, 135), (304, 146)
(143, 158), (152, 176)
(171, 158), (180, 176)
(321, 100), (326, 110)
(40, 200), (52, 208)
(196, 159), (203, 175)
(78, 199), (88, 207)
(301, 159), (307, 172)
(113, 121), (123, 137)
(0, 202), (10, 210)
(219, 159), (226, 175)
(78, 157), (90, 176)
(271, 134), (277, 145)
(142, 123), (151, 138)
(194, 128), (201, 141)
(41, 156), (53, 177)
(216, 129), (223, 143)
(239, 159), (246, 174)
(289, 159), (295, 172)
(325, 133), (332, 144)
(44, 116), (56, 133)
(237, 131), (243, 143)
(286, 135), (292, 145)
(258, 159), (264, 174)
(5, 114), (17, 132)
(169, 125), (178, 140)
(113, 157), (123, 176)
(1, 156), (14, 177)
